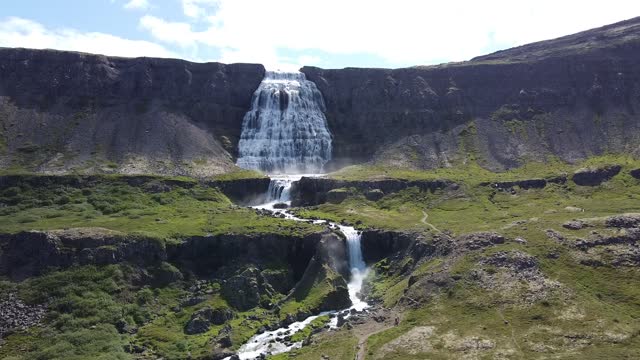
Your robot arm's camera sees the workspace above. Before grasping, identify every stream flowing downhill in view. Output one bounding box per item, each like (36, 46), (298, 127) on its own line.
(230, 71), (368, 359)
(229, 177), (369, 359)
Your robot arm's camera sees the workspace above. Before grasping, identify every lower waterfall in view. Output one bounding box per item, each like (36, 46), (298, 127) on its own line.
(228, 178), (369, 359)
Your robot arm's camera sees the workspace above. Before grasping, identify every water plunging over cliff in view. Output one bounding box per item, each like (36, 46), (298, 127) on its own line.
(236, 71), (332, 174)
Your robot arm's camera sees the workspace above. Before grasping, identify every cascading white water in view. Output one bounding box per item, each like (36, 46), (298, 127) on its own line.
(339, 225), (369, 312)
(265, 176), (295, 203)
(230, 199), (369, 359)
(230, 71), (365, 360)
(236, 71), (332, 174)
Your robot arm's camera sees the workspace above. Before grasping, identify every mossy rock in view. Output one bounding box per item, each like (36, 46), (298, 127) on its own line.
(327, 188), (351, 204)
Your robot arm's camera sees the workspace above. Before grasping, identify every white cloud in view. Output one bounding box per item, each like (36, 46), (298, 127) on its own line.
(182, 0), (218, 18)
(124, 0), (150, 10)
(140, 15), (197, 47)
(139, 0), (640, 69)
(0, 17), (178, 59)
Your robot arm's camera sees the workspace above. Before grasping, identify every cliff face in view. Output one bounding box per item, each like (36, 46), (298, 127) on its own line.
(0, 48), (265, 176)
(302, 17), (640, 170)
(2, 18), (640, 176)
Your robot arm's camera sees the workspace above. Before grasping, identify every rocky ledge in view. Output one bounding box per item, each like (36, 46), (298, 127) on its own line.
(0, 227), (324, 281)
(291, 177), (455, 206)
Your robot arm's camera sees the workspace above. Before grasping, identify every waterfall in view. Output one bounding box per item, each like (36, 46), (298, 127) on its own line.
(339, 225), (368, 311)
(236, 71), (332, 174)
(266, 176), (296, 202)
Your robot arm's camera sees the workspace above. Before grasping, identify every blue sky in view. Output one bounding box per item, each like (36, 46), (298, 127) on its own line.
(1, 1), (639, 70)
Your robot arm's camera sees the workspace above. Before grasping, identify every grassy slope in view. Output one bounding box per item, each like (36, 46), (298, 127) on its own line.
(288, 156), (640, 359)
(0, 176), (320, 239)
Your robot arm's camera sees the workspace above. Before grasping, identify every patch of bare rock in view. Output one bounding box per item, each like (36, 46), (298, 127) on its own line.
(0, 292), (46, 339)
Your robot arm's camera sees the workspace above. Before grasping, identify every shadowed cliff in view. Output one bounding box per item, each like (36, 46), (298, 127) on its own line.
(0, 48), (265, 176)
(301, 17), (640, 171)
(2, 17), (640, 175)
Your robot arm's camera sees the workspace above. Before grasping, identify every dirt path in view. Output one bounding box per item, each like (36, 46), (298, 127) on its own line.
(497, 307), (523, 355)
(421, 210), (441, 233)
(353, 308), (402, 360)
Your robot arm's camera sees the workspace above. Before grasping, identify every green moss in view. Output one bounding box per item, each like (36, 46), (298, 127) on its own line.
(0, 175), (321, 239)
(270, 330), (357, 360)
(209, 168), (266, 181)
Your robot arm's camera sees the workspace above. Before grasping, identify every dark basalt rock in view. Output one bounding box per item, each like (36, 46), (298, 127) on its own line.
(481, 251), (538, 270)
(572, 165), (621, 186)
(481, 177), (562, 191)
(365, 189), (385, 201)
(184, 306), (235, 335)
(326, 189), (351, 204)
(292, 177), (452, 206)
(272, 202), (289, 209)
(0, 48), (265, 176)
(563, 220), (588, 230)
(0, 292), (47, 338)
(0, 228), (324, 286)
(302, 17), (640, 171)
(185, 310), (212, 335)
(457, 232), (506, 250)
(221, 267), (275, 311)
(205, 177), (270, 204)
(631, 169), (640, 179)
(605, 214), (640, 228)
(0, 228), (166, 280)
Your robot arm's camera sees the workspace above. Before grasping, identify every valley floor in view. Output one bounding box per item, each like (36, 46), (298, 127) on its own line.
(2, 156), (640, 359)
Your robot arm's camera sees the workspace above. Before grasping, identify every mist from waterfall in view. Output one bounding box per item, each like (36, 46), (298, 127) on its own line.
(236, 71), (332, 174)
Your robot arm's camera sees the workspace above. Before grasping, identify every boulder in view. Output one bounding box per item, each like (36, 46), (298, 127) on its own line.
(272, 202), (289, 209)
(211, 307), (235, 325)
(184, 306), (235, 335)
(365, 189), (385, 201)
(631, 169), (640, 179)
(221, 267), (275, 311)
(572, 165), (621, 186)
(326, 189), (350, 204)
(457, 232), (505, 250)
(216, 324), (233, 348)
(563, 220), (587, 230)
(605, 214), (640, 228)
(184, 308), (212, 335)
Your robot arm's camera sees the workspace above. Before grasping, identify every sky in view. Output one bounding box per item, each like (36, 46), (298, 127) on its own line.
(1, 1), (639, 70)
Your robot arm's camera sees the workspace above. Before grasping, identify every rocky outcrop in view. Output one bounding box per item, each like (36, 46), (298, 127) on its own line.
(365, 189), (385, 201)
(302, 17), (640, 170)
(326, 188), (351, 204)
(456, 232), (506, 250)
(0, 228), (166, 280)
(291, 177), (453, 206)
(169, 232), (323, 282)
(3, 18), (640, 176)
(0, 48), (265, 176)
(572, 165), (621, 186)
(283, 232), (351, 318)
(605, 214), (640, 228)
(0, 227), (324, 284)
(221, 267), (277, 310)
(184, 306), (235, 334)
(481, 176), (566, 191)
(205, 176), (270, 203)
(0, 292), (47, 338)
(563, 220), (589, 230)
